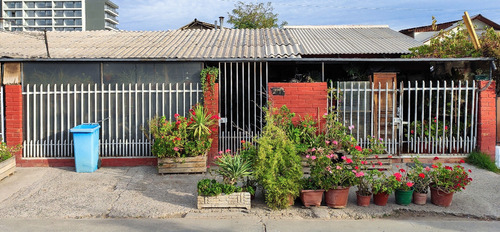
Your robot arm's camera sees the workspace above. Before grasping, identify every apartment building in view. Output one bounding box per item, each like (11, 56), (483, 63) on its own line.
(0, 0), (118, 31)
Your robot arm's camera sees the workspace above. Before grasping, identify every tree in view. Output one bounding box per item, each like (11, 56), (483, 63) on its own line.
(227, 1), (287, 29)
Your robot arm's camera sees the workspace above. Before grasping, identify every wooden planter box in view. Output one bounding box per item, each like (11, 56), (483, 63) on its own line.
(0, 156), (16, 181)
(197, 192), (251, 210)
(157, 155), (207, 174)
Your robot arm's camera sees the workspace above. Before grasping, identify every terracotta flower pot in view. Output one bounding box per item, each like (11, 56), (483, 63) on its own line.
(356, 192), (371, 207)
(412, 192), (427, 205)
(325, 186), (350, 208)
(395, 189), (414, 206)
(373, 192), (390, 206)
(430, 187), (454, 207)
(300, 189), (325, 207)
(288, 194), (296, 206)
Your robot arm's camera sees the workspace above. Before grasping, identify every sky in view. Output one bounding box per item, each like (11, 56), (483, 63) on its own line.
(113, 0), (500, 31)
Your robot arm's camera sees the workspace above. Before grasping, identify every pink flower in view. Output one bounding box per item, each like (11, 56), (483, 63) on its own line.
(324, 113), (328, 116)
(312, 148), (316, 152)
(346, 158), (353, 164)
(325, 140), (330, 144)
(361, 161), (367, 165)
(356, 171), (365, 177)
(311, 156), (317, 160)
(218, 151), (223, 154)
(425, 166), (431, 171)
(336, 165), (342, 170)
(173, 147), (179, 151)
(348, 125), (355, 130)
(341, 156), (347, 160)
(379, 138), (383, 141)
(333, 140), (338, 145)
(225, 149), (231, 153)
(406, 182), (414, 188)
(306, 155), (310, 159)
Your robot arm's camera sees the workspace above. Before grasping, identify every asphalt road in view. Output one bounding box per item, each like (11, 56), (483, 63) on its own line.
(0, 218), (499, 232)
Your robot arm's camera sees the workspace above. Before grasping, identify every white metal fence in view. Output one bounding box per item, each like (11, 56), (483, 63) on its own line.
(23, 83), (203, 158)
(330, 80), (478, 156)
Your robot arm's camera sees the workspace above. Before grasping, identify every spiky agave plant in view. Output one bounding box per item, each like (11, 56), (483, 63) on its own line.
(215, 152), (252, 185)
(188, 104), (217, 140)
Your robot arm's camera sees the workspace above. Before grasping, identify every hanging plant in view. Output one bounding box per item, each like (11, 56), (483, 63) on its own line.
(200, 66), (219, 94)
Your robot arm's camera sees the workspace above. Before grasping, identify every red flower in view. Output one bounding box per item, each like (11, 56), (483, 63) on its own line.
(419, 173), (425, 179)
(432, 164), (438, 168)
(355, 146), (362, 151)
(433, 156), (439, 160)
(459, 160), (465, 163)
(176, 121), (181, 125)
(394, 173), (402, 179)
(406, 182), (414, 187)
(375, 155), (379, 159)
(378, 161), (383, 166)
(387, 155), (393, 158)
(241, 140), (246, 144)
(174, 113), (180, 118)
(355, 166), (359, 170)
(445, 166), (453, 170)
(346, 158), (353, 164)
(399, 168), (406, 173)
(192, 111), (196, 116)
(468, 169), (472, 173)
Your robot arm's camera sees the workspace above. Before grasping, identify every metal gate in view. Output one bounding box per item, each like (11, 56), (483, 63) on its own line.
(0, 86), (4, 142)
(22, 83), (202, 158)
(333, 80), (478, 156)
(218, 62), (268, 152)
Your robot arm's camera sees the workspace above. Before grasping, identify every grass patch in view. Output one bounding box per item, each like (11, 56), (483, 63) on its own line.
(466, 152), (500, 173)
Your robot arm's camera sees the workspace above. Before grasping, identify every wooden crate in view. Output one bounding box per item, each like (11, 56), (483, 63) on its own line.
(0, 156), (16, 181)
(157, 155), (207, 174)
(197, 192), (251, 210)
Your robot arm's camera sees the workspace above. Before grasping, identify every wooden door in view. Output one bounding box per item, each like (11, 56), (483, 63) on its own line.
(372, 72), (397, 141)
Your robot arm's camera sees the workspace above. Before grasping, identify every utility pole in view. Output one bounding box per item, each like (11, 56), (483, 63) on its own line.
(462, 11), (481, 49)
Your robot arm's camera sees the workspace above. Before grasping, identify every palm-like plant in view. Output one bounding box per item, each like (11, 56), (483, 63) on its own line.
(188, 104), (217, 140)
(214, 152), (252, 185)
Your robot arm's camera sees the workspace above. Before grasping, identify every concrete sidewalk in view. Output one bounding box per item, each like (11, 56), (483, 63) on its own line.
(0, 163), (498, 220)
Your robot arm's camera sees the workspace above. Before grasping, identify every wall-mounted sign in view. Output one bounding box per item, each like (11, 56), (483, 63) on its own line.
(271, 87), (285, 96)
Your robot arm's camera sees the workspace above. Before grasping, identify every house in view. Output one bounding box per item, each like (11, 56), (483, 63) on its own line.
(0, 25), (495, 167)
(399, 14), (500, 44)
(179, 18), (220, 30)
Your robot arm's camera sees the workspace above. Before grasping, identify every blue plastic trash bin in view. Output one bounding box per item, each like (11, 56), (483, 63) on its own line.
(70, 124), (100, 173)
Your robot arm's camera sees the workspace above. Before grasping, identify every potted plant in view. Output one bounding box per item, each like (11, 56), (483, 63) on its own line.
(213, 150), (252, 185)
(196, 179), (251, 210)
(428, 159), (472, 207)
(0, 142), (21, 180)
(371, 170), (399, 206)
(299, 176), (325, 207)
(321, 154), (358, 208)
(253, 105), (303, 210)
(393, 165), (414, 206)
(147, 104), (218, 174)
(354, 169), (374, 207)
(408, 159), (432, 205)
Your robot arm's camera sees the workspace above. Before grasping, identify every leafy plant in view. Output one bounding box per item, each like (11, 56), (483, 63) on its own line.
(408, 158), (433, 193)
(200, 66), (218, 94)
(213, 151), (252, 185)
(466, 151), (500, 173)
(429, 160), (472, 193)
(371, 170), (400, 195)
(254, 105), (303, 210)
(392, 164), (414, 191)
(0, 142), (22, 162)
(355, 169), (375, 196)
(197, 179), (243, 196)
(146, 104), (219, 158)
(197, 179), (223, 196)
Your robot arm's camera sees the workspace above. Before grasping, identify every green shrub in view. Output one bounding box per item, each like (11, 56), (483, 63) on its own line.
(0, 142), (21, 162)
(254, 105), (303, 210)
(197, 178), (245, 196)
(466, 152), (499, 173)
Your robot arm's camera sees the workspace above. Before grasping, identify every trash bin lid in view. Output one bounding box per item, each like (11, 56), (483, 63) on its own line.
(70, 124), (101, 133)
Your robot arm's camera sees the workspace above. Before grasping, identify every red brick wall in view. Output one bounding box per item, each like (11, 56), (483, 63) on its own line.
(4, 85), (23, 164)
(477, 80), (496, 161)
(204, 83), (219, 164)
(268, 82), (328, 128)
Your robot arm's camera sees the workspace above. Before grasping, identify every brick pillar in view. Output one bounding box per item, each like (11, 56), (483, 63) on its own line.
(477, 80), (496, 161)
(4, 85), (23, 163)
(204, 83), (219, 165)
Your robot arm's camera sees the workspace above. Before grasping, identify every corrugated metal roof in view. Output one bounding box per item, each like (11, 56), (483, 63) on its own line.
(0, 26), (422, 59)
(285, 25), (423, 55)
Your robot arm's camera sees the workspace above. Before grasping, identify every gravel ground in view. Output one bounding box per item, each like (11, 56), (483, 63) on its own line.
(0, 163), (498, 220)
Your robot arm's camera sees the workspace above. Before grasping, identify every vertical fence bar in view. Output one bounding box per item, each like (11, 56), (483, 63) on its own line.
(464, 81), (469, 152)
